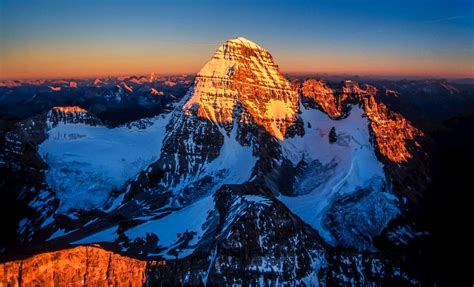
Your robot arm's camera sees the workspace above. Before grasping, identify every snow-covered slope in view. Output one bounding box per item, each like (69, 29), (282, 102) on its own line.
(39, 109), (171, 212)
(168, 120), (257, 194)
(124, 194), (215, 259)
(280, 104), (399, 248)
(71, 193), (215, 259)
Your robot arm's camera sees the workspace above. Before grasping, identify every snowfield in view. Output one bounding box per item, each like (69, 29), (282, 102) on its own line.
(39, 113), (171, 213)
(70, 194), (215, 259)
(280, 104), (398, 244)
(125, 194), (215, 259)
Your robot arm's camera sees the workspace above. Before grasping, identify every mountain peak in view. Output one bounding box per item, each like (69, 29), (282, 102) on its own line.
(227, 36), (264, 49)
(185, 37), (298, 140)
(196, 36), (286, 87)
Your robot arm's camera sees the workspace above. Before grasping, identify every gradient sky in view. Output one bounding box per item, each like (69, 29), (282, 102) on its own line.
(1, 0), (473, 79)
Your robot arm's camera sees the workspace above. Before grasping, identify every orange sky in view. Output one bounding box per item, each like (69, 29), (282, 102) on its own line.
(1, 0), (473, 80)
(1, 43), (472, 80)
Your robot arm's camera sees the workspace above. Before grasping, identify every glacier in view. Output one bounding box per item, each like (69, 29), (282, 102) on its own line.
(279, 104), (399, 247)
(39, 113), (171, 213)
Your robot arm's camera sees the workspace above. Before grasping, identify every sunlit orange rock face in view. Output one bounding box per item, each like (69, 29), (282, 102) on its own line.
(0, 246), (147, 287)
(51, 106), (88, 113)
(183, 37), (298, 140)
(301, 79), (423, 163)
(363, 95), (424, 163)
(47, 106), (100, 128)
(301, 79), (344, 118)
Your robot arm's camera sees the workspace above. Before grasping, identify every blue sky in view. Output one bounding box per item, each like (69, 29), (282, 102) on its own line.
(1, 0), (473, 79)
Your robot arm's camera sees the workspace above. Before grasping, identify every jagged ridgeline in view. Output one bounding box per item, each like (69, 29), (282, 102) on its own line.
(1, 37), (426, 285)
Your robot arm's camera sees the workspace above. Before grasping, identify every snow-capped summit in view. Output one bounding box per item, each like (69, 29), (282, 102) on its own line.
(184, 36), (298, 140)
(195, 36), (281, 80)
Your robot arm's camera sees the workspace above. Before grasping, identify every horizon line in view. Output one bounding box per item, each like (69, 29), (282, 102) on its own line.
(1, 71), (473, 82)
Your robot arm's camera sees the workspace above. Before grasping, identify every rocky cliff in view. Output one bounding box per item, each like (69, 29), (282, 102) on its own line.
(0, 246), (147, 287)
(301, 78), (423, 163)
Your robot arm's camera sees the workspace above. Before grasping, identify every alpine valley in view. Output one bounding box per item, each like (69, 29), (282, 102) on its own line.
(1, 37), (473, 286)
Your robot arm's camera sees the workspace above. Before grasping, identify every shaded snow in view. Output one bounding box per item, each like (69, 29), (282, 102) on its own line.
(204, 124), (257, 185)
(171, 121), (257, 194)
(47, 227), (78, 241)
(125, 195), (214, 258)
(243, 195), (272, 206)
(40, 216), (54, 228)
(47, 229), (66, 240)
(72, 226), (118, 244)
(39, 114), (171, 213)
(279, 104), (396, 244)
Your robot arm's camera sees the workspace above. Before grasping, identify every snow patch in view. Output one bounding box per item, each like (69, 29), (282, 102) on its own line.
(264, 99), (294, 120)
(125, 195), (214, 258)
(243, 195), (272, 206)
(72, 226), (118, 244)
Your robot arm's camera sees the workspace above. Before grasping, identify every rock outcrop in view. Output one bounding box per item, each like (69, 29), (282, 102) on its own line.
(301, 79), (345, 118)
(0, 246), (147, 287)
(301, 79), (423, 163)
(363, 95), (424, 162)
(47, 106), (101, 128)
